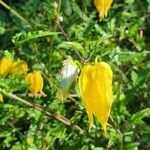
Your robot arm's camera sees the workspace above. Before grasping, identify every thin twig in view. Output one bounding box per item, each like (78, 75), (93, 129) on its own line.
(57, 22), (70, 41)
(7, 121), (25, 141)
(57, 22), (85, 63)
(1, 89), (84, 133)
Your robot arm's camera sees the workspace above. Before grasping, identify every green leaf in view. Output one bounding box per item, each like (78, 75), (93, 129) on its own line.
(58, 42), (84, 53)
(11, 143), (24, 150)
(131, 70), (138, 86)
(12, 31), (60, 45)
(115, 51), (150, 64)
(124, 142), (139, 150)
(3, 50), (14, 60)
(0, 74), (27, 92)
(130, 108), (150, 125)
(107, 128), (119, 149)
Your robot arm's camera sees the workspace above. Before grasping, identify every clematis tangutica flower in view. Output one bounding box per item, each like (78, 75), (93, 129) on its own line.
(79, 62), (113, 133)
(0, 57), (12, 76)
(10, 60), (28, 75)
(94, 0), (113, 19)
(25, 71), (44, 96)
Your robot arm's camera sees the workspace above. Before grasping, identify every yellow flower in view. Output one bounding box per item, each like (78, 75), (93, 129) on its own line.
(0, 93), (3, 102)
(25, 71), (44, 96)
(0, 57), (12, 76)
(94, 0), (113, 19)
(79, 62), (113, 133)
(10, 60), (28, 75)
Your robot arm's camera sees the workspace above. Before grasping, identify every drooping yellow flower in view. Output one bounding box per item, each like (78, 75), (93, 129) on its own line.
(94, 0), (113, 19)
(0, 57), (12, 76)
(79, 62), (113, 133)
(25, 71), (44, 96)
(10, 60), (28, 75)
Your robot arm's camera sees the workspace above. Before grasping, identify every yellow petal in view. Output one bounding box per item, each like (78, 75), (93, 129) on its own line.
(79, 64), (93, 128)
(0, 57), (12, 76)
(25, 71), (43, 96)
(94, 0), (113, 19)
(79, 62), (113, 133)
(10, 60), (28, 75)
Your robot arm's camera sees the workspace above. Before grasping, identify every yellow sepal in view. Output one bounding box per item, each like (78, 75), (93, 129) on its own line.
(94, 0), (113, 20)
(79, 62), (113, 133)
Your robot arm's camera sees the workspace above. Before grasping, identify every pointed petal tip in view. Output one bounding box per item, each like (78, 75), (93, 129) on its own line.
(102, 122), (107, 135)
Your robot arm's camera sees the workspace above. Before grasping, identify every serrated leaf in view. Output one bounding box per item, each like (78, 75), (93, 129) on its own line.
(113, 51), (150, 64)
(58, 42), (84, 53)
(130, 108), (150, 125)
(118, 51), (144, 63)
(12, 31), (60, 45)
(107, 128), (119, 149)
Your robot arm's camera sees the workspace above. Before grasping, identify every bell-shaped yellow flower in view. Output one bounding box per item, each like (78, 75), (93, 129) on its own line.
(25, 71), (44, 96)
(79, 62), (113, 133)
(94, 0), (113, 19)
(0, 57), (12, 76)
(10, 60), (28, 75)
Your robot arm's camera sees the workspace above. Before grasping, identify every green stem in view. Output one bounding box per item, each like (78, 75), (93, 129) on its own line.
(0, 0), (28, 24)
(48, 0), (62, 72)
(95, 55), (102, 64)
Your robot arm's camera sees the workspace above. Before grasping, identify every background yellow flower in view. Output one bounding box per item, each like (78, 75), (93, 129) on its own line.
(25, 71), (44, 96)
(94, 0), (113, 19)
(10, 60), (28, 75)
(0, 57), (12, 76)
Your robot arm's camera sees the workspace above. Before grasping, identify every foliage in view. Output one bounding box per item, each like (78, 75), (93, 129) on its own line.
(0, 0), (150, 149)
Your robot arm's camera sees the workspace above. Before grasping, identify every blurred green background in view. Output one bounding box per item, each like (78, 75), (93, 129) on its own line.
(0, 0), (150, 149)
